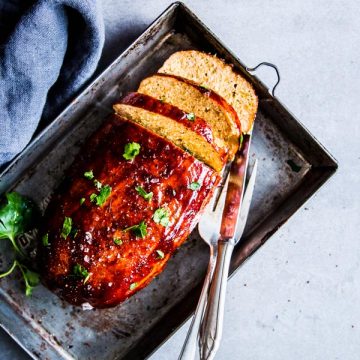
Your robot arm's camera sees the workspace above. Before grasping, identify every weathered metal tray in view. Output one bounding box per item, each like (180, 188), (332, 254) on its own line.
(0, 2), (337, 359)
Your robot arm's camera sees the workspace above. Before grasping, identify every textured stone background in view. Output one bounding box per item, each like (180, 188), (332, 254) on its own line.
(1, 0), (359, 359)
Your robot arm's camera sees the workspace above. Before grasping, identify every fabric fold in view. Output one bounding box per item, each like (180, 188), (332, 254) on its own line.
(0, 0), (104, 166)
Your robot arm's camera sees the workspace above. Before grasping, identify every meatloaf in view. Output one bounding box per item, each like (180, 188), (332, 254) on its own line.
(113, 92), (228, 172)
(39, 116), (220, 308)
(138, 74), (241, 158)
(159, 51), (258, 133)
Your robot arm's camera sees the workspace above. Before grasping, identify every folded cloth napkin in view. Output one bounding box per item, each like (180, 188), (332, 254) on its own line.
(0, 0), (105, 167)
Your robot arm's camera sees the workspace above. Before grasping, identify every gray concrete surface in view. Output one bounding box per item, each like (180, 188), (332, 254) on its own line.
(1, 0), (359, 359)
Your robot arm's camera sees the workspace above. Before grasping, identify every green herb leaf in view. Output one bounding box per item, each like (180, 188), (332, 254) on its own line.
(153, 208), (170, 227)
(188, 182), (201, 191)
(239, 133), (244, 149)
(123, 142), (141, 160)
(124, 220), (147, 238)
(129, 282), (137, 291)
(156, 250), (165, 259)
(73, 263), (90, 284)
(94, 185), (112, 207)
(114, 237), (123, 245)
(22, 267), (40, 296)
(0, 260), (39, 296)
(0, 192), (37, 254)
(0, 260), (17, 279)
(94, 179), (103, 190)
(90, 193), (97, 203)
(286, 159), (302, 173)
(135, 186), (153, 201)
(61, 217), (72, 239)
(42, 233), (49, 247)
(84, 170), (94, 180)
(80, 198), (85, 205)
(186, 113), (196, 121)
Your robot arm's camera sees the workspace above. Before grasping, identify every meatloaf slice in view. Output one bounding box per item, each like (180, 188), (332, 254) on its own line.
(138, 73), (240, 159)
(158, 50), (258, 134)
(114, 93), (228, 172)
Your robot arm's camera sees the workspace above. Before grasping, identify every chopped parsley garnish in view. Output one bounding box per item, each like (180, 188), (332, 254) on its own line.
(186, 113), (196, 121)
(135, 186), (153, 201)
(94, 179), (103, 190)
(61, 217), (72, 239)
(114, 237), (123, 245)
(95, 185), (112, 206)
(42, 233), (49, 246)
(124, 220), (147, 238)
(189, 182), (201, 191)
(156, 250), (165, 259)
(84, 170), (94, 180)
(123, 142), (141, 160)
(129, 282), (137, 290)
(73, 263), (90, 284)
(153, 208), (170, 227)
(239, 133), (244, 149)
(84, 170), (105, 192)
(89, 185), (112, 207)
(80, 197), (85, 205)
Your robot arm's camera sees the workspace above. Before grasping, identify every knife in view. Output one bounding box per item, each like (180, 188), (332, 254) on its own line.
(199, 135), (257, 360)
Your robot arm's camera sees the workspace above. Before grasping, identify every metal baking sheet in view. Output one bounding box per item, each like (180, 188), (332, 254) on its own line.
(0, 2), (337, 359)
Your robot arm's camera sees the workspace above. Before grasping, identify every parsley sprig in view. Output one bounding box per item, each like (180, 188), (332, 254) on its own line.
(84, 170), (94, 180)
(0, 192), (37, 254)
(135, 186), (153, 201)
(153, 208), (170, 227)
(129, 282), (137, 290)
(73, 263), (90, 284)
(42, 233), (49, 246)
(90, 185), (112, 207)
(84, 171), (112, 207)
(0, 260), (39, 296)
(186, 113), (196, 121)
(123, 142), (141, 160)
(0, 192), (40, 296)
(114, 237), (123, 245)
(61, 217), (72, 239)
(188, 182), (201, 191)
(124, 221), (147, 238)
(156, 250), (165, 259)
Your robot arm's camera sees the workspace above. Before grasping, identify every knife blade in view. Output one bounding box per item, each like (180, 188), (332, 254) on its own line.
(220, 134), (252, 240)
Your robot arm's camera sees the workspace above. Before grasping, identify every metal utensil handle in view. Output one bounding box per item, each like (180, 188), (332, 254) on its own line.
(178, 247), (217, 360)
(246, 62), (280, 96)
(199, 241), (234, 360)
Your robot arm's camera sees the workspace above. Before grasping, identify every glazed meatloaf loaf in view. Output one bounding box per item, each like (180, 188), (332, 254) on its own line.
(39, 50), (257, 308)
(39, 116), (220, 308)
